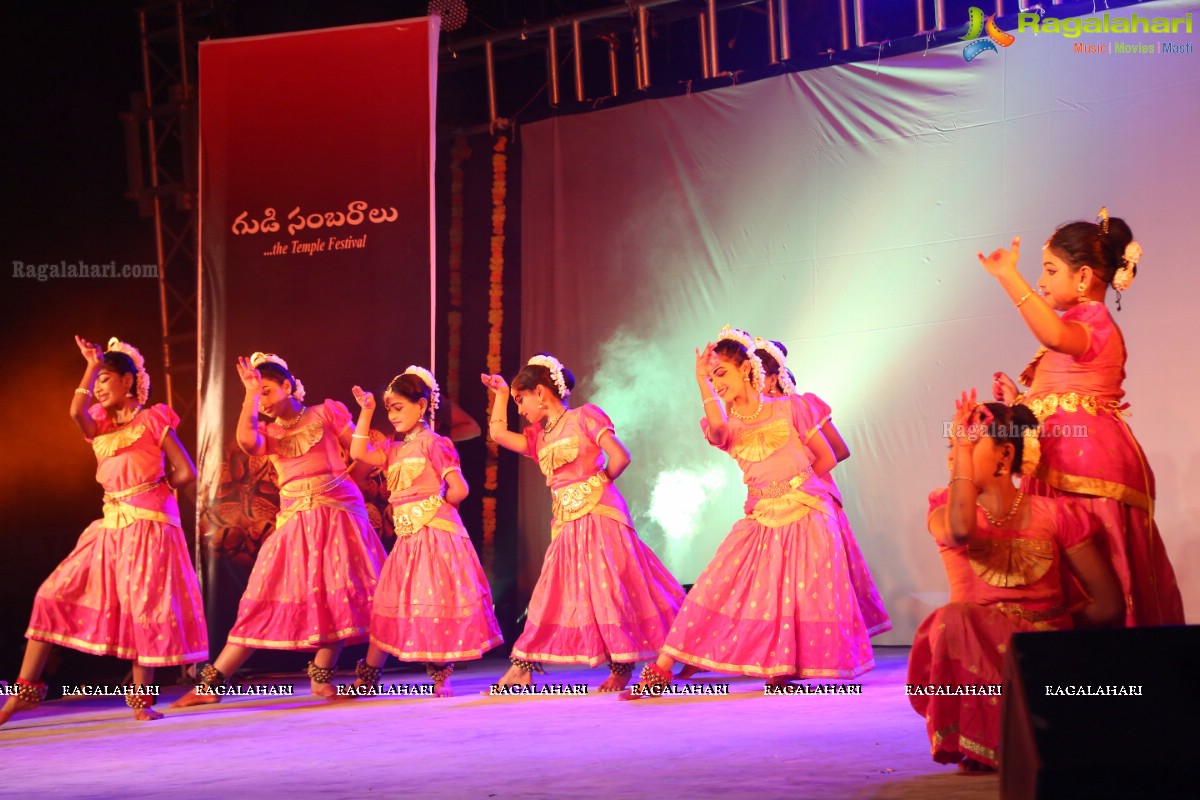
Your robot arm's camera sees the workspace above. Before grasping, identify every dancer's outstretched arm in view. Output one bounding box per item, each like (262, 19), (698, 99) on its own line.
(70, 335), (103, 439)
(234, 356), (267, 456)
(348, 386), (388, 468)
(481, 374), (527, 453)
(978, 236), (1089, 356)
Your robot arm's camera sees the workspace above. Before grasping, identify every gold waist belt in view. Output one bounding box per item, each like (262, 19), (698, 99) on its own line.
(101, 478), (179, 529)
(103, 477), (166, 502)
(393, 493), (445, 536)
(551, 472), (609, 522)
(747, 468), (814, 499)
(279, 471), (347, 499)
(994, 602), (1066, 623)
(1021, 392), (1121, 422)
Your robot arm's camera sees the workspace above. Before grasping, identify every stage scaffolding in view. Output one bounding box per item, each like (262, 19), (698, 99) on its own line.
(437, 0), (1047, 127)
(122, 0), (209, 427)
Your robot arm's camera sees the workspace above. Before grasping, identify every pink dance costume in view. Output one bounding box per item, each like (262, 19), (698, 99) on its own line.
(662, 397), (874, 679)
(226, 399), (385, 649)
(794, 392), (891, 636)
(369, 429), (502, 661)
(908, 490), (1092, 768)
(26, 404), (208, 666)
(511, 404), (685, 666)
(1017, 301), (1183, 626)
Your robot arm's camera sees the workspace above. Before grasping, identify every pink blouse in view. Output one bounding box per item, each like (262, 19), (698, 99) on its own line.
(86, 403), (180, 521)
(927, 489), (1093, 626)
(259, 399), (353, 485)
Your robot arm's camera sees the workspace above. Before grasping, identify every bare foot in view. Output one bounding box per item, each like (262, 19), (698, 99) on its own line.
(433, 676), (454, 698)
(169, 688), (220, 708)
(482, 665), (533, 695)
(958, 757), (997, 775)
(0, 695), (39, 727)
(133, 706), (164, 721)
(310, 679), (338, 698)
(617, 681), (652, 701)
(677, 665), (702, 680)
(597, 671), (632, 693)
(766, 674), (800, 688)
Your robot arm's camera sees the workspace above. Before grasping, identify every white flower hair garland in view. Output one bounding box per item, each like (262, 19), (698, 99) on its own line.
(527, 354), (570, 399)
(105, 337), (150, 405)
(249, 352), (306, 401)
(401, 365), (440, 416)
(1113, 241), (1141, 292)
(716, 326), (765, 393)
(754, 337), (795, 396)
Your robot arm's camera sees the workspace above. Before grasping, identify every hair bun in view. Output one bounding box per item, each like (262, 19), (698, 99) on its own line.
(1104, 216), (1134, 252)
(1010, 403), (1039, 430)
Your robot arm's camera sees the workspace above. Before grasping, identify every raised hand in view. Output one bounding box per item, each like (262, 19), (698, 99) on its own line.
(992, 372), (1018, 404)
(75, 335), (104, 366)
(950, 388), (991, 448)
(695, 343), (716, 383)
(236, 356), (263, 395)
(977, 235), (1021, 278)
(480, 373), (508, 394)
(352, 385), (375, 411)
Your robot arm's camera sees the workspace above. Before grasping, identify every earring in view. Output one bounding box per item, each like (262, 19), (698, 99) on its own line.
(994, 462), (1006, 477)
(1077, 282), (1087, 301)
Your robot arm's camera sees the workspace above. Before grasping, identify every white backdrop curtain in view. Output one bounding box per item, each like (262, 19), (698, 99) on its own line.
(518, 0), (1199, 642)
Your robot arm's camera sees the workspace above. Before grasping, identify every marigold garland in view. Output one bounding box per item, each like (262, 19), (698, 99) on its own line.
(481, 135), (509, 572)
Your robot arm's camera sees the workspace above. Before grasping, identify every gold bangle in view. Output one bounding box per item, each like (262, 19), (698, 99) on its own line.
(702, 397), (718, 406)
(949, 476), (977, 487)
(74, 387), (93, 397)
(351, 433), (369, 440)
(1015, 291), (1034, 308)
(489, 418), (505, 424)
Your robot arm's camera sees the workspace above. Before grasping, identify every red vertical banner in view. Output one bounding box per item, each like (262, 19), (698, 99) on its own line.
(196, 18), (439, 657)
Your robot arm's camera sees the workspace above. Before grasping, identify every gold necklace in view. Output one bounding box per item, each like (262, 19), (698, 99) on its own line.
(543, 409), (566, 433)
(728, 397), (763, 421)
(402, 424), (428, 444)
(113, 405), (143, 428)
(276, 405), (307, 430)
(978, 490), (1024, 527)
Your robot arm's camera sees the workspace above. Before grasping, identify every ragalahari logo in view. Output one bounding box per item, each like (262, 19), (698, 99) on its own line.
(961, 6), (1016, 61)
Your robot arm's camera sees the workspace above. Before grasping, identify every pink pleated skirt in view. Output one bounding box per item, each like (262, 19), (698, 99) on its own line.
(907, 602), (1054, 768)
(26, 518), (208, 666)
(662, 511), (874, 679)
(1023, 478), (1184, 627)
(226, 485), (385, 650)
(512, 514), (686, 667)
(370, 521), (502, 662)
(832, 503), (892, 636)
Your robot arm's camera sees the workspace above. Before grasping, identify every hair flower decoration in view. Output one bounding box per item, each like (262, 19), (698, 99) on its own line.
(1020, 427), (1042, 477)
(1112, 241), (1141, 292)
(401, 365), (441, 416)
(716, 325), (766, 393)
(526, 354), (570, 399)
(105, 337), (150, 405)
(754, 337), (795, 396)
(249, 351), (306, 401)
